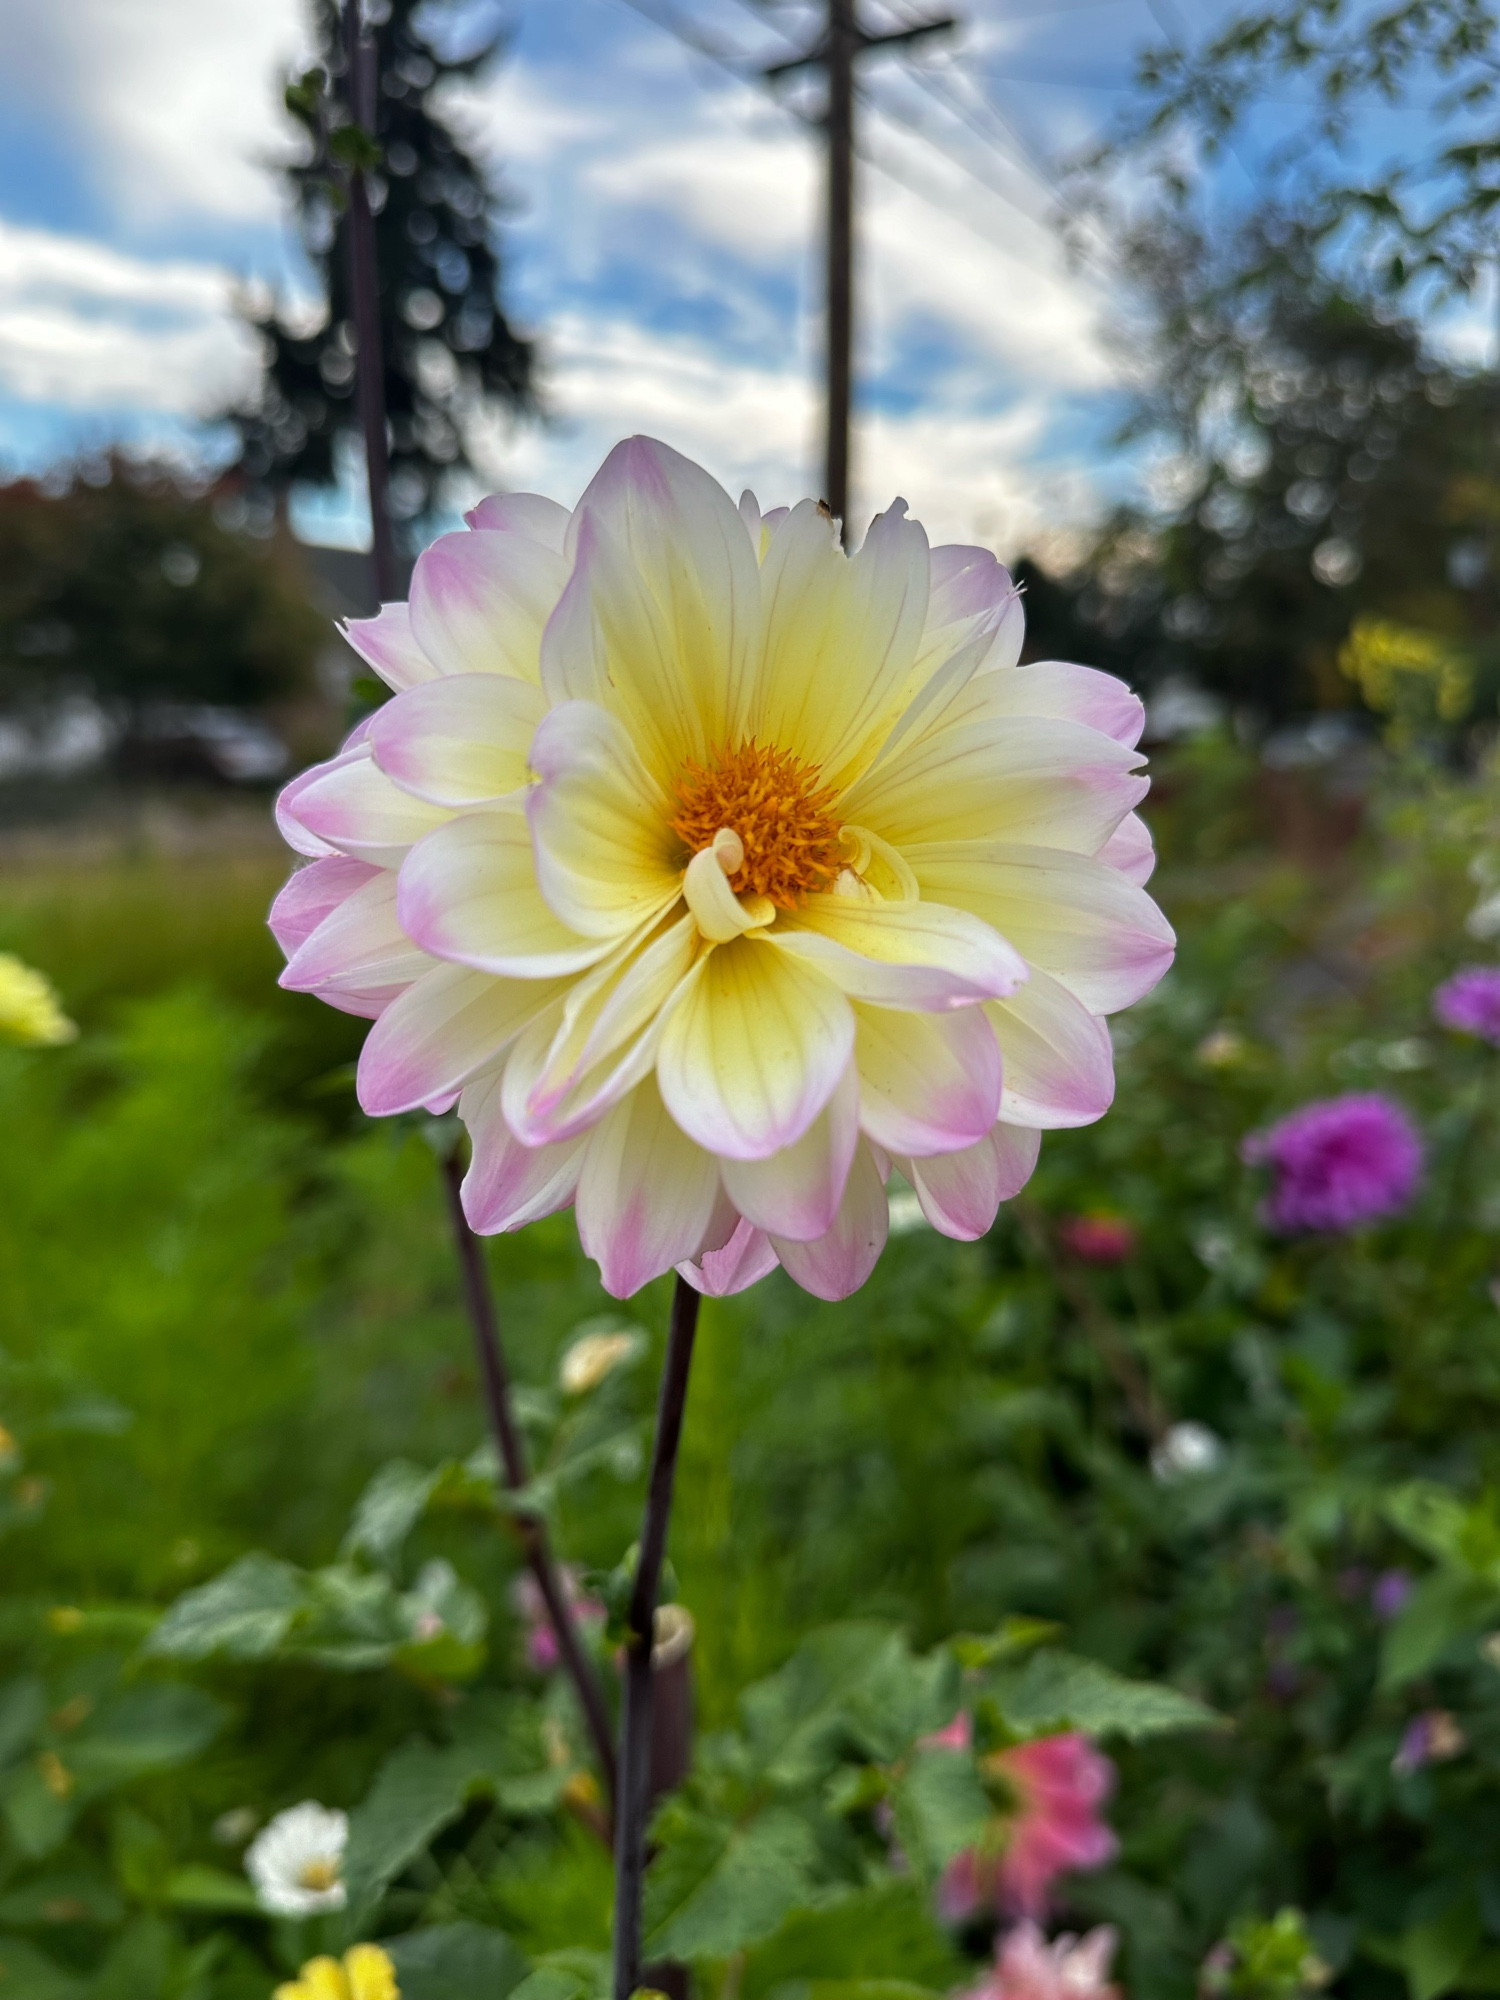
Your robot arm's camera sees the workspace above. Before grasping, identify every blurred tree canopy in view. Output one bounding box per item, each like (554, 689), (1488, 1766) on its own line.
(231, 0), (535, 541)
(0, 459), (324, 729)
(1026, 220), (1500, 724)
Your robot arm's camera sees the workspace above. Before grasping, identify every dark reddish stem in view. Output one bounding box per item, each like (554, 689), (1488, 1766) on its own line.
(441, 1155), (618, 1807)
(612, 1276), (701, 2000)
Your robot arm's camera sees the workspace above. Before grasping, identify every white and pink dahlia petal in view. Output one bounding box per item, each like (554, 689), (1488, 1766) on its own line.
(989, 967), (1115, 1129)
(900, 1123), (1041, 1240)
(463, 491), (571, 551)
(769, 898), (1026, 1012)
(342, 600), (437, 691)
(288, 749), (453, 867)
(275, 748), (367, 859)
(854, 1003), (1002, 1156)
(356, 961), (566, 1117)
(981, 660), (1145, 748)
(1097, 809), (1156, 884)
(368, 673), (546, 809)
(908, 843), (1176, 1015)
(459, 1071), (586, 1233)
(656, 938), (855, 1161)
(269, 856), (379, 958)
(575, 1080), (726, 1298)
(771, 1140), (890, 1301)
(280, 868), (431, 1001)
(926, 544), (1024, 671)
(679, 1216), (781, 1298)
(397, 813), (615, 979)
(720, 1064), (860, 1242)
(408, 525), (568, 683)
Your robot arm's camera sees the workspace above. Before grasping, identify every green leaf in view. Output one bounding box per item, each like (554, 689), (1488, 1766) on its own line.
(986, 1649), (1222, 1741)
(743, 1880), (963, 1999)
(0, 1870), (124, 1928)
(0, 1678), (45, 1768)
(164, 1865), (259, 1914)
(1381, 1570), (1500, 1689)
(888, 1751), (992, 1881)
(740, 1625), (955, 1788)
(66, 1685), (222, 1789)
(644, 1802), (831, 1962)
(385, 1923), (530, 2000)
(0, 1764), (76, 1859)
(341, 1459), (446, 1570)
(0, 1936), (84, 1999)
(146, 1553), (305, 1661)
(344, 1738), (491, 1909)
(1400, 1903), (1483, 2000)
(507, 1950), (609, 2000)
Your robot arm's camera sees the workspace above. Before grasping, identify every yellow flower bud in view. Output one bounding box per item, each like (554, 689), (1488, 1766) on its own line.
(0, 955), (76, 1048)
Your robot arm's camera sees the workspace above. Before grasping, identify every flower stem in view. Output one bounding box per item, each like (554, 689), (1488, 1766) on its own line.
(440, 1151), (619, 1809)
(613, 1274), (702, 2000)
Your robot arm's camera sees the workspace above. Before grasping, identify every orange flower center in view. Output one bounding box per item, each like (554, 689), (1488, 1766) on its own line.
(670, 740), (843, 909)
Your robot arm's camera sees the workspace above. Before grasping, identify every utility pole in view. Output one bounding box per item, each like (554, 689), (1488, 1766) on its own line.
(767, 1), (957, 541)
(341, 0), (399, 601)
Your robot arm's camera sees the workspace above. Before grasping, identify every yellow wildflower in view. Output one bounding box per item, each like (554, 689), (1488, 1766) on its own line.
(0, 955), (76, 1047)
(1338, 617), (1472, 723)
(274, 1944), (399, 2000)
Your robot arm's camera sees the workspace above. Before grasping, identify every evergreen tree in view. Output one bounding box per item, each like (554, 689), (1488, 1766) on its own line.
(232, 0), (535, 543)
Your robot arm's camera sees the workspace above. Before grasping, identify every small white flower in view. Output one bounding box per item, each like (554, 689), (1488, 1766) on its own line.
(559, 1325), (642, 1395)
(1151, 1420), (1224, 1482)
(245, 1801), (349, 1915)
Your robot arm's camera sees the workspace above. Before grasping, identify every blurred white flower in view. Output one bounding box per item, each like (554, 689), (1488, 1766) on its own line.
(559, 1325), (641, 1395)
(1151, 1421), (1224, 1482)
(245, 1802), (348, 1915)
(887, 1187), (931, 1237)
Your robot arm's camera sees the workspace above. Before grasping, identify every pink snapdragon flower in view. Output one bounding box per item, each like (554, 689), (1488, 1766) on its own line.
(1433, 967), (1500, 1045)
(272, 438), (1174, 1300)
(961, 1922), (1121, 2000)
(1242, 1093), (1421, 1234)
(941, 1731), (1118, 1923)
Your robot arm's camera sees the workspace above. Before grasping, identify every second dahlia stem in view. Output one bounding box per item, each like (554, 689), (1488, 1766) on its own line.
(612, 1275), (702, 2000)
(441, 1152), (618, 1809)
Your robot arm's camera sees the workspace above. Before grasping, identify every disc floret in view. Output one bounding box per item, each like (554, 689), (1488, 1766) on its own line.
(670, 739), (844, 908)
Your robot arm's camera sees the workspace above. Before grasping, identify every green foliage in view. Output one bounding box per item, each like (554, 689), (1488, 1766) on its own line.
(9, 737), (1500, 1998)
(0, 458), (323, 725)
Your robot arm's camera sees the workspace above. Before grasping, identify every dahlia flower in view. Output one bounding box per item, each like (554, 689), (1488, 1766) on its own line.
(1242, 1092), (1421, 1235)
(245, 1801), (348, 1915)
(962, 1922), (1120, 2000)
(273, 438), (1173, 1300)
(275, 1946), (399, 2000)
(1433, 966), (1500, 1045)
(940, 1730), (1117, 1923)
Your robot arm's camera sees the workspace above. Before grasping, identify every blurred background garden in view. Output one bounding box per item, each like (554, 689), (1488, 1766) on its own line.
(12, 2), (1500, 1998)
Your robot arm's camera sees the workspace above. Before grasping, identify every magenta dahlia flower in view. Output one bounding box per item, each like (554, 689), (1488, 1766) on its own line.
(940, 1730), (1118, 1923)
(272, 438), (1174, 1300)
(1242, 1092), (1422, 1234)
(1433, 966), (1500, 1045)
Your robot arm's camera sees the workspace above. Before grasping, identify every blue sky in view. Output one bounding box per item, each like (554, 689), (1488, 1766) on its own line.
(0, 0), (1456, 555)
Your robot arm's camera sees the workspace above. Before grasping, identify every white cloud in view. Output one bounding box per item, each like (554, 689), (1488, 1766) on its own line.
(0, 0), (307, 225)
(0, 222), (259, 414)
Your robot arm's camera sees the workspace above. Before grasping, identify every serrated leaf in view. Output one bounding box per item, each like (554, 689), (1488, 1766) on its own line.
(988, 1650), (1221, 1741)
(740, 1625), (954, 1787)
(508, 1949), (609, 2000)
(745, 1879), (963, 1997)
(644, 1803), (831, 1962)
(888, 1751), (991, 1880)
(385, 1922), (530, 2000)
(146, 1553), (305, 1661)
